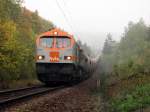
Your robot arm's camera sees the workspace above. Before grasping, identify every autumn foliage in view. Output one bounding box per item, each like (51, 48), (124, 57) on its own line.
(0, 0), (54, 88)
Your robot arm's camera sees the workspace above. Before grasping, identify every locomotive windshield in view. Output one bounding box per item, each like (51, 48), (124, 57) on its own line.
(56, 37), (71, 48)
(40, 36), (71, 48)
(40, 37), (54, 48)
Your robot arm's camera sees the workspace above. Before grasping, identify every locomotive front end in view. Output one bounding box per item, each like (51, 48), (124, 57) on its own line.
(36, 29), (79, 84)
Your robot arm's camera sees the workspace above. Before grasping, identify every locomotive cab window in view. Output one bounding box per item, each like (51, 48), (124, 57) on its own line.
(56, 37), (71, 48)
(40, 37), (54, 48)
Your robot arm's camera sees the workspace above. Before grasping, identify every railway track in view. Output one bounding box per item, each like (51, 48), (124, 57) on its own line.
(0, 85), (64, 107)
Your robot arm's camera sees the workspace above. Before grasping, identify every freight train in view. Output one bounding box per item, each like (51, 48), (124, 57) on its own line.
(36, 28), (96, 85)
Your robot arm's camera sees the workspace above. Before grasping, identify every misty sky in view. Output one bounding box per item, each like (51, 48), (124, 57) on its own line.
(23, 0), (150, 49)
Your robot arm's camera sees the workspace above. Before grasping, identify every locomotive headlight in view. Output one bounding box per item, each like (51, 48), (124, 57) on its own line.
(64, 56), (72, 60)
(39, 56), (43, 60)
(67, 56), (71, 60)
(37, 55), (44, 60)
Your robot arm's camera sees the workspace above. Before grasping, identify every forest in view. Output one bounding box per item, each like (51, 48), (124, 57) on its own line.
(0, 0), (54, 88)
(0, 0), (150, 111)
(99, 19), (150, 111)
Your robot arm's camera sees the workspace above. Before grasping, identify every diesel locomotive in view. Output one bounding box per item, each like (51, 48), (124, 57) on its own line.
(36, 28), (96, 85)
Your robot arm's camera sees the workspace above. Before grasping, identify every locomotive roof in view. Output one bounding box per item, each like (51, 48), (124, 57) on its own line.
(38, 28), (74, 38)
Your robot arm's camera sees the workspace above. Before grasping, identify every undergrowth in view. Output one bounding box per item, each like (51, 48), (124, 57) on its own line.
(111, 83), (150, 112)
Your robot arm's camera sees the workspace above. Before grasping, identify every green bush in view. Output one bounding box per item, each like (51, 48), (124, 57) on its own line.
(111, 84), (150, 112)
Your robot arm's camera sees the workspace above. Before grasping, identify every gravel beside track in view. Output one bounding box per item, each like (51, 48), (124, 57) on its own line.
(3, 75), (103, 112)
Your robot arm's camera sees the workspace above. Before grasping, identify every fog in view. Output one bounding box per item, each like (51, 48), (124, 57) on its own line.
(24, 0), (150, 50)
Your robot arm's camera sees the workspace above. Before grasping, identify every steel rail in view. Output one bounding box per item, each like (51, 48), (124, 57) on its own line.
(0, 85), (44, 95)
(0, 86), (64, 107)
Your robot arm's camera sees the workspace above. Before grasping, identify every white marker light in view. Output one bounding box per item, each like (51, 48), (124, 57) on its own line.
(54, 31), (58, 35)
